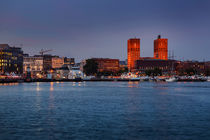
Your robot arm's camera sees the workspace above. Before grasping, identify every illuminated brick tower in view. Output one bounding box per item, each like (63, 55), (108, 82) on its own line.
(127, 38), (140, 71)
(154, 35), (168, 60)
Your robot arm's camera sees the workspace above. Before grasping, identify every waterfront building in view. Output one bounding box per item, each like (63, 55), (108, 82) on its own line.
(41, 56), (75, 73)
(119, 60), (128, 72)
(0, 44), (23, 74)
(154, 35), (168, 60)
(52, 56), (64, 69)
(50, 65), (83, 79)
(176, 61), (206, 75)
(68, 66), (84, 79)
(80, 60), (87, 72)
(135, 59), (177, 74)
(127, 38), (140, 71)
(34, 54), (53, 73)
(54, 66), (69, 79)
(205, 62), (210, 76)
(93, 58), (120, 73)
(64, 57), (75, 66)
(136, 59), (209, 76)
(205, 61), (210, 69)
(23, 56), (44, 78)
(43, 55), (53, 72)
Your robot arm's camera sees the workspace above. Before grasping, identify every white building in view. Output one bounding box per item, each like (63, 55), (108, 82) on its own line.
(68, 66), (84, 79)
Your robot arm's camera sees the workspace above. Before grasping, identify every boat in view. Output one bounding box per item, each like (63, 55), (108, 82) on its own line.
(178, 75), (207, 82)
(140, 76), (149, 81)
(165, 77), (178, 82)
(149, 77), (156, 82)
(130, 77), (141, 81)
(155, 77), (165, 82)
(83, 76), (95, 81)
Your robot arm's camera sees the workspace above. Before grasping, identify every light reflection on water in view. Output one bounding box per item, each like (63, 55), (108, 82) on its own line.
(50, 82), (54, 91)
(36, 82), (41, 91)
(127, 81), (139, 88)
(0, 82), (210, 139)
(0, 83), (19, 86)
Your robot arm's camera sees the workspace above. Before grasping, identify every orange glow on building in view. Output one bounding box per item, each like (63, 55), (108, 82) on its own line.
(127, 38), (140, 71)
(154, 35), (168, 60)
(52, 57), (64, 69)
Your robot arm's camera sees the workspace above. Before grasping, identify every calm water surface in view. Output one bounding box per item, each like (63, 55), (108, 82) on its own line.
(0, 82), (210, 140)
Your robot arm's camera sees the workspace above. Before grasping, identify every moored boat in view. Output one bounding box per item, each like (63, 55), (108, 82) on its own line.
(165, 77), (178, 82)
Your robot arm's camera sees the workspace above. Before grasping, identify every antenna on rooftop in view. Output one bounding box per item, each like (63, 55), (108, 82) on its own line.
(168, 50), (171, 60)
(172, 50), (174, 60)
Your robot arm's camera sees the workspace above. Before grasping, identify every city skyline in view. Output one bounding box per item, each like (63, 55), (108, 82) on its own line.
(1, 0), (210, 61)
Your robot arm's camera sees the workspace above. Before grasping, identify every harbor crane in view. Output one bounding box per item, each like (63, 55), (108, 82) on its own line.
(39, 49), (53, 55)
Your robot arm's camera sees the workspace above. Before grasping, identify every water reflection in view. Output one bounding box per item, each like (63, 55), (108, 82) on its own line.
(50, 82), (54, 91)
(1, 82), (210, 139)
(49, 84), (55, 110)
(128, 81), (140, 88)
(48, 82), (56, 139)
(174, 88), (182, 92)
(35, 84), (41, 111)
(126, 82), (142, 135)
(72, 82), (76, 86)
(153, 82), (168, 90)
(0, 83), (19, 86)
(36, 82), (41, 91)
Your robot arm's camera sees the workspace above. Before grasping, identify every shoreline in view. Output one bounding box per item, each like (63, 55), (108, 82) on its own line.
(0, 78), (208, 83)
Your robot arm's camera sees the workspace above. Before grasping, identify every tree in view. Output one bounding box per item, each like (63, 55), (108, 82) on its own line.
(153, 68), (162, 76)
(177, 69), (185, 76)
(83, 59), (98, 76)
(145, 70), (152, 76)
(185, 68), (197, 76)
(117, 67), (128, 75)
(145, 68), (162, 76)
(205, 69), (210, 76)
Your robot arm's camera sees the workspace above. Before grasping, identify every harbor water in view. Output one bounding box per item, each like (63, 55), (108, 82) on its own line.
(0, 82), (210, 140)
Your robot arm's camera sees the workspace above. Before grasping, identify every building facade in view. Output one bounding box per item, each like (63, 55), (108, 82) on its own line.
(176, 61), (206, 75)
(23, 56), (44, 78)
(93, 58), (119, 73)
(154, 35), (168, 60)
(52, 56), (64, 69)
(127, 38), (140, 71)
(135, 59), (177, 73)
(43, 55), (53, 72)
(80, 59), (86, 72)
(34, 54), (53, 73)
(0, 44), (23, 74)
(54, 66), (69, 79)
(64, 57), (75, 66)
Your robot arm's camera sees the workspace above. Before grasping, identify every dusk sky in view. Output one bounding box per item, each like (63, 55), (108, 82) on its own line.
(0, 0), (210, 61)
